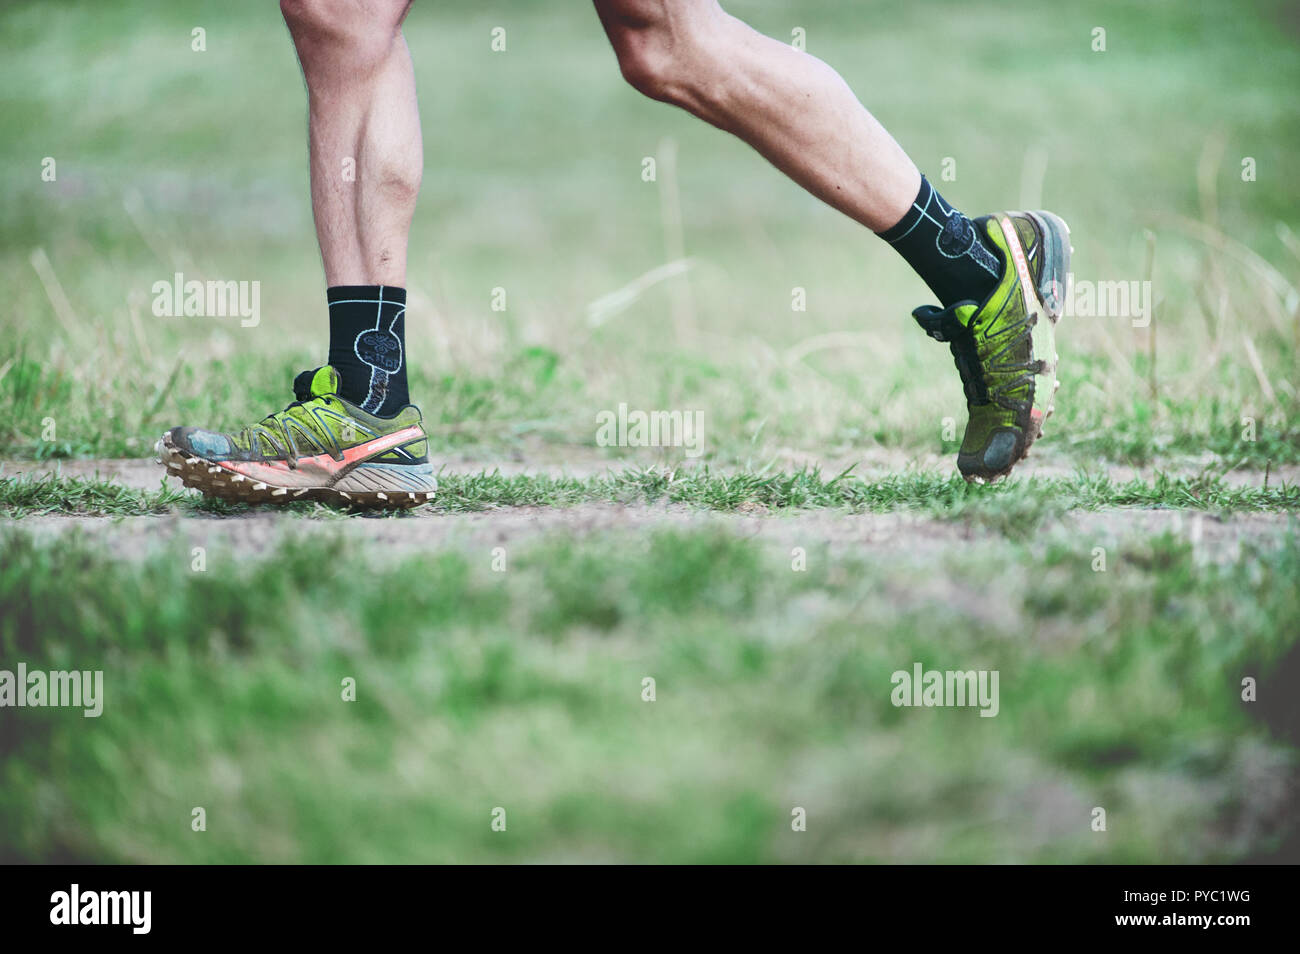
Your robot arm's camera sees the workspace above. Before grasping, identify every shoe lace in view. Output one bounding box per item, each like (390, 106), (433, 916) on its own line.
(915, 305), (1040, 410)
(237, 397), (344, 469)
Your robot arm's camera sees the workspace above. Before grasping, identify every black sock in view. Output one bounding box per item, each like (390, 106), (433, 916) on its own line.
(876, 176), (1002, 308)
(326, 285), (410, 416)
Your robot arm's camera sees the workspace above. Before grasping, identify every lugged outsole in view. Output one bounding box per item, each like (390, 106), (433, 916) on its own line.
(156, 434), (436, 510)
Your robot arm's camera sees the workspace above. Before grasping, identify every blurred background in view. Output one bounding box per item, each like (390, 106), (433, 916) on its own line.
(3, 0), (1297, 465)
(1, 0), (1298, 863)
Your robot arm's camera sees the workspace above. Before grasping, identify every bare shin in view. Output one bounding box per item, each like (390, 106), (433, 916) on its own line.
(281, 0), (422, 286)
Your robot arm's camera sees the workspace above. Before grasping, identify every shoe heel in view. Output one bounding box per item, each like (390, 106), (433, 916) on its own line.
(334, 461), (439, 495)
(1026, 210), (1072, 321)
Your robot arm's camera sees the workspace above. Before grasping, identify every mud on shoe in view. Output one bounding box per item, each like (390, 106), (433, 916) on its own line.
(156, 366), (437, 508)
(913, 210), (1071, 482)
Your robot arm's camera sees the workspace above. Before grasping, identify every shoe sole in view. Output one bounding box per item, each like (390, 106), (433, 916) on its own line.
(1022, 209), (1070, 443)
(963, 210), (1070, 483)
(156, 433), (437, 510)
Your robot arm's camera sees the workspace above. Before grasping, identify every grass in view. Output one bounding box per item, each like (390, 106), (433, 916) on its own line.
(2, 469), (1298, 519)
(0, 472), (187, 516)
(2, 524), (1296, 863)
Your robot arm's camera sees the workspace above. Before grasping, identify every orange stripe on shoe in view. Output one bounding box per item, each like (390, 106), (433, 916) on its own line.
(998, 215), (1039, 322)
(219, 425), (426, 485)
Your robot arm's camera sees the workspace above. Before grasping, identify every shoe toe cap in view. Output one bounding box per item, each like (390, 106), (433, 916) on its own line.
(958, 428), (1024, 480)
(981, 430), (1021, 472)
(169, 425), (234, 460)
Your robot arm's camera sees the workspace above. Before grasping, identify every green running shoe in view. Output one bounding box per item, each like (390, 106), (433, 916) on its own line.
(157, 366), (437, 508)
(913, 210), (1071, 482)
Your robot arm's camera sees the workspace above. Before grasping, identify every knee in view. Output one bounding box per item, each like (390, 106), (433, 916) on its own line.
(280, 0), (347, 41)
(602, 2), (715, 105)
(281, 0), (410, 71)
(611, 30), (680, 103)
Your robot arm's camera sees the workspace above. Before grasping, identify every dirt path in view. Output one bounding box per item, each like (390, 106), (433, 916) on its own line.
(9, 499), (1292, 564)
(3, 453), (1296, 492)
(4, 456), (1295, 563)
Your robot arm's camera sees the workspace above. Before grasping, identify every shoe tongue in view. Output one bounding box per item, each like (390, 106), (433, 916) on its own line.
(293, 366), (341, 402)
